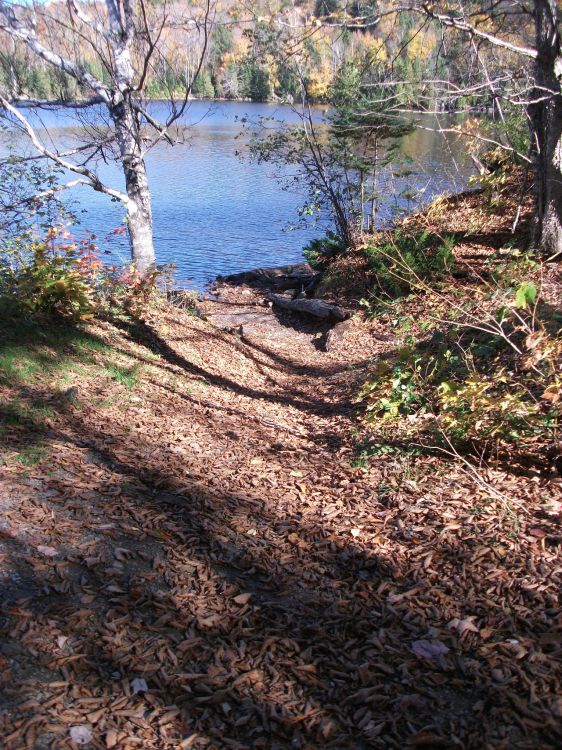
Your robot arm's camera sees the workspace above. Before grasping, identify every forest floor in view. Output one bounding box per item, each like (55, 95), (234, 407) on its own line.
(0, 190), (561, 750)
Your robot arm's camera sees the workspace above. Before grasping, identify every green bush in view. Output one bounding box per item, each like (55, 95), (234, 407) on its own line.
(364, 229), (456, 298)
(303, 231), (346, 270)
(0, 226), (166, 321)
(358, 315), (561, 457)
(1, 234), (95, 319)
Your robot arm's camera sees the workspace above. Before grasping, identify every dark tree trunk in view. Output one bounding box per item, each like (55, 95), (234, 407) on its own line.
(530, 0), (562, 258)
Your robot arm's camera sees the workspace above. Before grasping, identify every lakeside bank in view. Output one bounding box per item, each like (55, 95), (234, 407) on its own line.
(0, 180), (560, 749)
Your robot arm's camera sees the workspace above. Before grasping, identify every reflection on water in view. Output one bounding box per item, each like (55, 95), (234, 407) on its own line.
(3, 101), (473, 289)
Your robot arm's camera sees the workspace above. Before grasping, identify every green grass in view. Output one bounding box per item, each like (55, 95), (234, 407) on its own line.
(59, 361), (89, 385)
(0, 312), (122, 469)
(0, 347), (42, 384)
(73, 335), (111, 357)
(105, 362), (142, 390)
(11, 443), (47, 466)
(0, 398), (55, 426)
(0, 312), (111, 387)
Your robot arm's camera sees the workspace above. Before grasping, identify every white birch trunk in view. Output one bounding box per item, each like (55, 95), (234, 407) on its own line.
(111, 97), (155, 273)
(107, 0), (155, 272)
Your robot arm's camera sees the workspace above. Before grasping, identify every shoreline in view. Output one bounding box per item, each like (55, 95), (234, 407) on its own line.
(12, 95), (486, 113)
(0, 171), (560, 749)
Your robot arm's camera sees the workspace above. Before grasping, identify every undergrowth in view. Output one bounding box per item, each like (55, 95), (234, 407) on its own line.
(361, 228), (456, 303)
(0, 310), (148, 467)
(0, 225), (170, 322)
(356, 251), (561, 471)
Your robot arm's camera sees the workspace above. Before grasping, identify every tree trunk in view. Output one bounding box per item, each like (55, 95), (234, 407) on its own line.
(106, 1), (156, 274)
(111, 97), (155, 273)
(530, 0), (562, 259)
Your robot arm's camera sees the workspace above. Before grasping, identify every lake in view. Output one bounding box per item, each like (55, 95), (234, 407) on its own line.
(3, 101), (473, 290)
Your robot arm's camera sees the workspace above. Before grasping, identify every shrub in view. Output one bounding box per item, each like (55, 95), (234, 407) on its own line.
(1, 231), (95, 319)
(463, 112), (528, 207)
(303, 231), (346, 270)
(468, 147), (514, 207)
(0, 225), (166, 320)
(358, 305), (561, 459)
(363, 229), (456, 298)
(98, 263), (170, 318)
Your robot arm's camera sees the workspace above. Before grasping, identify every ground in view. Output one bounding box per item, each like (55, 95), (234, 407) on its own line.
(0, 191), (561, 749)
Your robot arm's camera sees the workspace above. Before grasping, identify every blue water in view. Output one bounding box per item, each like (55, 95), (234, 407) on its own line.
(3, 101), (471, 289)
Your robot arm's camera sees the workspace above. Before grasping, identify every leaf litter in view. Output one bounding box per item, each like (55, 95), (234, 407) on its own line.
(0, 264), (560, 748)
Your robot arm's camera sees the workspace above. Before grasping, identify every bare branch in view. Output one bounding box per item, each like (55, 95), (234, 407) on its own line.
(0, 96), (128, 204)
(67, 0), (110, 42)
(413, 4), (537, 59)
(0, 1), (110, 100)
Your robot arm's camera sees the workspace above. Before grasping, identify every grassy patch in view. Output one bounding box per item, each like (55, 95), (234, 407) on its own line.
(73, 334), (111, 356)
(11, 443), (47, 467)
(0, 397), (55, 427)
(105, 362), (142, 390)
(0, 347), (42, 384)
(0, 312), (111, 387)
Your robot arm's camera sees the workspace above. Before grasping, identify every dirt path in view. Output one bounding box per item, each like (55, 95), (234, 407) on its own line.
(0, 290), (560, 750)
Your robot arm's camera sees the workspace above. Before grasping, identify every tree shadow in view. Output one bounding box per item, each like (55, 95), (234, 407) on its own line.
(0, 311), (559, 748)
(113, 316), (354, 418)
(1, 401), (560, 748)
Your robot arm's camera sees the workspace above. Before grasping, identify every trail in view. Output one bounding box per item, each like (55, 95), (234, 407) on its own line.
(0, 286), (560, 750)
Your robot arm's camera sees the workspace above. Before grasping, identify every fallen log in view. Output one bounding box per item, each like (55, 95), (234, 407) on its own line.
(267, 293), (351, 321)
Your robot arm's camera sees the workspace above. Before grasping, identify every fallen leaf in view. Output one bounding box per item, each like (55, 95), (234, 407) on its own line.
(37, 545), (58, 557)
(550, 696), (562, 717)
(70, 724), (93, 745)
(180, 736), (199, 749)
(407, 729), (449, 747)
(411, 639), (449, 660)
(448, 617), (480, 636)
(233, 593), (252, 605)
(131, 678), (148, 695)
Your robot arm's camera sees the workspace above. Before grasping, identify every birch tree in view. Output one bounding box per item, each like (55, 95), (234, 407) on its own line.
(0, 0), (211, 272)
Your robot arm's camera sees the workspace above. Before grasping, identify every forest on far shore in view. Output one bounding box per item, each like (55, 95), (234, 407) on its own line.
(0, 0), (520, 107)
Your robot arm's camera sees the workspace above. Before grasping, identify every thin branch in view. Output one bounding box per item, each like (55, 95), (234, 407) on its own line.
(67, 0), (111, 42)
(0, 1), (110, 101)
(0, 96), (128, 204)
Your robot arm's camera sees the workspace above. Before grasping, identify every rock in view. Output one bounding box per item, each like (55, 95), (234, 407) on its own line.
(207, 311), (272, 334)
(324, 319), (354, 352)
(62, 386), (80, 404)
(218, 263), (317, 290)
(220, 262), (312, 282)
